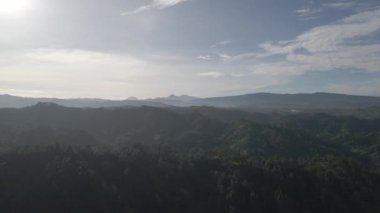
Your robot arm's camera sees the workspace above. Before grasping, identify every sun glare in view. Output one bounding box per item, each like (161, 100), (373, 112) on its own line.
(0, 0), (34, 16)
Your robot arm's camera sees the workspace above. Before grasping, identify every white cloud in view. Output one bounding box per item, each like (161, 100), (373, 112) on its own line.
(254, 8), (380, 76)
(262, 15), (380, 54)
(214, 52), (232, 61)
(153, 0), (188, 9)
(259, 40), (299, 55)
(1, 48), (280, 98)
(0, 48), (165, 98)
(212, 52), (258, 62)
(197, 72), (225, 78)
(197, 54), (212, 60)
(121, 0), (188, 15)
(296, 8), (323, 20)
(323, 2), (357, 10)
(297, 9), (380, 53)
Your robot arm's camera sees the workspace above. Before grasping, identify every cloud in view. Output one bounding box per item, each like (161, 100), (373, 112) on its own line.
(26, 49), (147, 74)
(197, 54), (212, 60)
(206, 8), (380, 66)
(197, 72), (225, 78)
(121, 0), (188, 15)
(1, 48), (278, 98)
(299, 9), (380, 53)
(286, 44), (380, 72)
(296, 8), (323, 20)
(264, 8), (380, 55)
(328, 78), (380, 96)
(212, 52), (258, 62)
(0, 48), (164, 98)
(259, 40), (299, 55)
(246, 8), (380, 78)
(213, 52), (232, 61)
(323, 2), (356, 10)
(210, 40), (235, 49)
(254, 9), (380, 72)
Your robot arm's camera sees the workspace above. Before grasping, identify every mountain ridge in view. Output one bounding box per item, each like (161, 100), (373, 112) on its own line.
(1, 92), (380, 111)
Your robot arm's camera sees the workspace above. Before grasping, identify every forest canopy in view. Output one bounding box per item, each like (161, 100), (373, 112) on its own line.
(0, 104), (379, 212)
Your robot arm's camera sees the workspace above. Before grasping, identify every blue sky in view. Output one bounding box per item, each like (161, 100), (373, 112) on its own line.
(0, 0), (380, 98)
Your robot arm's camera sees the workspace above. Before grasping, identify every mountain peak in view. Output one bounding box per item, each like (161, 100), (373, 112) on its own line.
(31, 102), (67, 109)
(127, 96), (138, 101)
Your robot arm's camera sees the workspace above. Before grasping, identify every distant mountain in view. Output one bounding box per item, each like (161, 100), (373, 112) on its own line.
(0, 94), (168, 108)
(190, 92), (380, 111)
(1, 92), (380, 111)
(147, 95), (199, 106)
(166, 94), (198, 102)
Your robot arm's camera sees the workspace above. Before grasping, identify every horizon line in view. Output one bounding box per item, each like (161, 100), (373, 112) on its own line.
(0, 91), (379, 101)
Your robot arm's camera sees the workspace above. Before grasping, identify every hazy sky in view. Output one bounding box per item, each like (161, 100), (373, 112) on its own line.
(1, 0), (380, 99)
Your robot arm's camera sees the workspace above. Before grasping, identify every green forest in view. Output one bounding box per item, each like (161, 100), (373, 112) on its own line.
(0, 103), (380, 212)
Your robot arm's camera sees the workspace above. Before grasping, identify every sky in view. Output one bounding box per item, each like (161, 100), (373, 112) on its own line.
(0, 0), (380, 99)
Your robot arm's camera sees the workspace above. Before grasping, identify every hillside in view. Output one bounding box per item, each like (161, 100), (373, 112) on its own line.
(0, 104), (379, 212)
(0, 103), (379, 160)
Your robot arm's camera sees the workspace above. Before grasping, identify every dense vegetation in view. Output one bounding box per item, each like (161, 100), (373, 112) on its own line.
(0, 103), (379, 212)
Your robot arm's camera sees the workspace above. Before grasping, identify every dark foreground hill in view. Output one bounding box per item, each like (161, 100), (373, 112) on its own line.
(0, 104), (379, 212)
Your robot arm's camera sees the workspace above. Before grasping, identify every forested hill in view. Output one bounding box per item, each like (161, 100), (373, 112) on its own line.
(0, 103), (380, 212)
(0, 103), (379, 161)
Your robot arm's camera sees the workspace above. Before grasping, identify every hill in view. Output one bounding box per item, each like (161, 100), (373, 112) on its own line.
(0, 104), (379, 212)
(0, 103), (379, 161)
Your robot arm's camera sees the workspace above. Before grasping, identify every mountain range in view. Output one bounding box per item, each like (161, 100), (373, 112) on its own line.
(1, 92), (380, 111)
